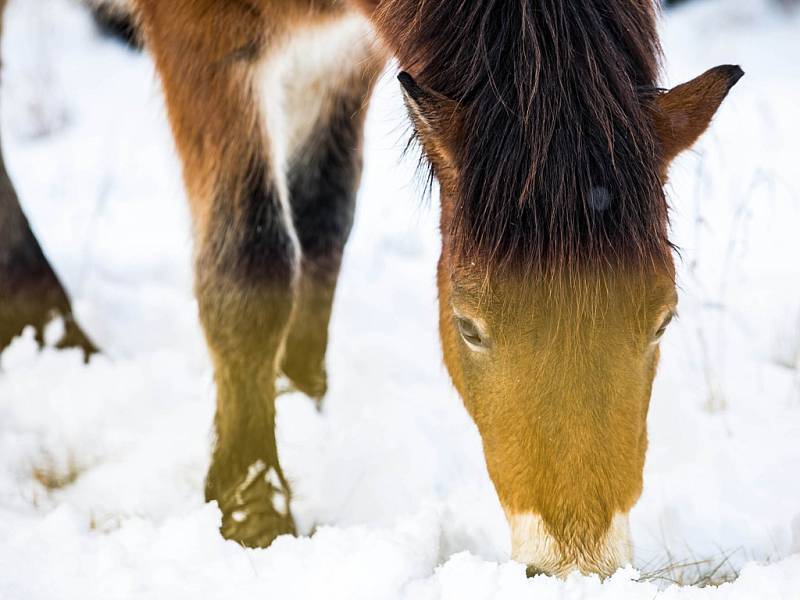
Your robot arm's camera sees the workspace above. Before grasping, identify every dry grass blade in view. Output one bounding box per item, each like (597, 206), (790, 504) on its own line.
(31, 454), (83, 492)
(640, 548), (742, 588)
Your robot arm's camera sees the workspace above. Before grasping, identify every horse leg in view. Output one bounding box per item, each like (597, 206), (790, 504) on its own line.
(136, 1), (303, 547)
(0, 1), (96, 360)
(280, 46), (385, 404)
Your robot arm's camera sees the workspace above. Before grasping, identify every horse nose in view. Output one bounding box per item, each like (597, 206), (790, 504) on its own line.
(509, 511), (633, 579)
(525, 564), (551, 578)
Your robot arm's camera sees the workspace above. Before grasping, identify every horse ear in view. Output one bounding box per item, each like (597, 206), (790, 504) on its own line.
(651, 65), (744, 171)
(398, 72), (461, 168)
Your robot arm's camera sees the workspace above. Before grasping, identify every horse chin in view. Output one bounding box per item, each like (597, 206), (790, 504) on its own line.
(507, 511), (633, 579)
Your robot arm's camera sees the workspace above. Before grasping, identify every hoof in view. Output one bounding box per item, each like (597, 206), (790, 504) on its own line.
(212, 461), (296, 548)
(55, 314), (99, 363)
(221, 504), (295, 548)
(280, 363), (327, 409)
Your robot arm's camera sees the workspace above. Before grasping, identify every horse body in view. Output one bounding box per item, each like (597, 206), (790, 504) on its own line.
(0, 0), (742, 577)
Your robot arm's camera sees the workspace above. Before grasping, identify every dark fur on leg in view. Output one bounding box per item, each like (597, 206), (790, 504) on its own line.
(199, 156), (298, 547)
(281, 88), (375, 405)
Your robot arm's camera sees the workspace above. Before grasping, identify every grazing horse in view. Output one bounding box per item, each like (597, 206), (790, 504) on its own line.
(0, 0), (742, 577)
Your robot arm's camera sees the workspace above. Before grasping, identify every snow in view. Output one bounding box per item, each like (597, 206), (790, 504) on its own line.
(1, 0), (799, 598)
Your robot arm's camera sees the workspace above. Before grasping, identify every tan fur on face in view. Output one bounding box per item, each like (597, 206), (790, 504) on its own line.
(438, 259), (676, 576)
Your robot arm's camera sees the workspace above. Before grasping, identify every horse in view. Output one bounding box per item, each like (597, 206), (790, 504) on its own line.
(0, 0), (742, 578)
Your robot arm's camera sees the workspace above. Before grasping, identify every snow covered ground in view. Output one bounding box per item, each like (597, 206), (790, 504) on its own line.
(1, 0), (799, 597)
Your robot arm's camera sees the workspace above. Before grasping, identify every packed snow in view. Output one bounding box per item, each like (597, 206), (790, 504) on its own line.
(1, 0), (799, 598)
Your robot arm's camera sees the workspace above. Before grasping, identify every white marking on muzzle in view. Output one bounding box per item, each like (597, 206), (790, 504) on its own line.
(507, 511), (632, 577)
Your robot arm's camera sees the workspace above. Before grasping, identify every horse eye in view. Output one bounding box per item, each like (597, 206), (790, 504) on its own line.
(456, 317), (486, 349)
(654, 312), (674, 342)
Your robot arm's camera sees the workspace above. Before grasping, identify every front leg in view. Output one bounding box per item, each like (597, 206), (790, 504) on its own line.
(137, 0), (300, 547)
(197, 158), (300, 547)
(280, 39), (386, 405)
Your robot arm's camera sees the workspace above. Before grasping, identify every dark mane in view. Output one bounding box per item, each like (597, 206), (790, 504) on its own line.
(377, 0), (672, 274)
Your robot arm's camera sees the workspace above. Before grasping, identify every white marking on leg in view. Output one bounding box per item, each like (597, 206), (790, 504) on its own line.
(255, 15), (376, 277)
(253, 15), (379, 372)
(257, 60), (301, 279)
(257, 15), (376, 174)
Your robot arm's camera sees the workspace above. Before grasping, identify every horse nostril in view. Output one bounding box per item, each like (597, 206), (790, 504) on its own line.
(525, 564), (550, 578)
